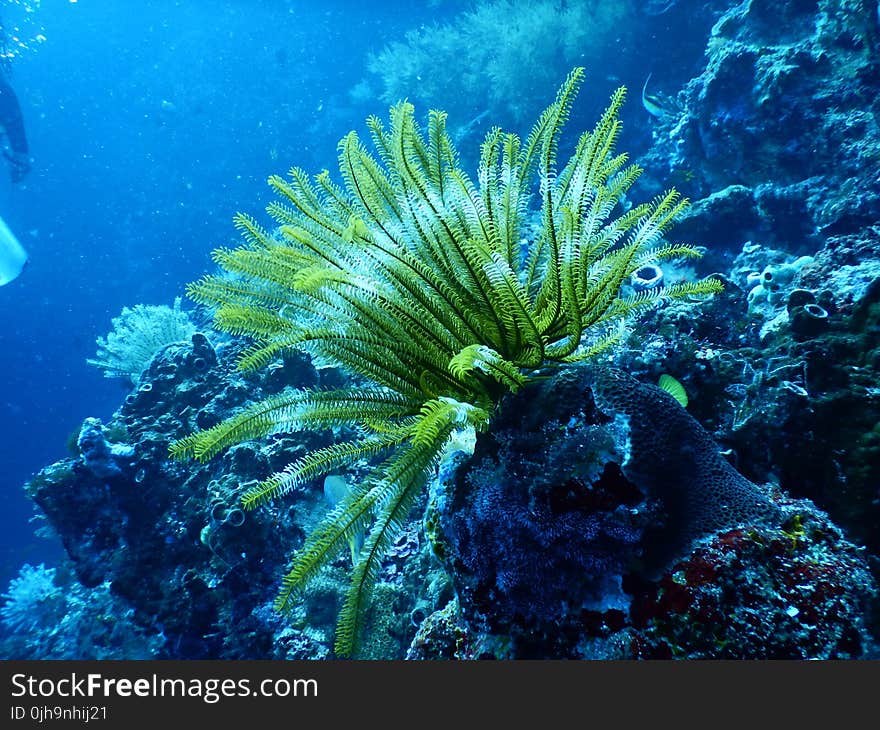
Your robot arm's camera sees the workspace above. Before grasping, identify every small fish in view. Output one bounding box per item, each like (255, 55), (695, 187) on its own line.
(642, 73), (682, 119)
(669, 167), (696, 185)
(323, 475), (364, 564)
(658, 374), (688, 408)
(645, 0), (677, 15)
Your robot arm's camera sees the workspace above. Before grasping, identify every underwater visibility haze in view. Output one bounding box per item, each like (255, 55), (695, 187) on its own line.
(1, 0), (879, 660)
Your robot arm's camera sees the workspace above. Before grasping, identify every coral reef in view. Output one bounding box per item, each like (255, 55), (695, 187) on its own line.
(433, 367), (655, 657)
(16, 279), (880, 659)
(11, 0), (880, 661)
(647, 0), (880, 262)
(615, 0), (880, 629)
(0, 564), (162, 659)
(22, 334), (451, 658)
(617, 228), (880, 572)
(631, 495), (876, 659)
(22, 328), (440, 659)
(168, 67), (719, 656)
(27, 334), (360, 658)
(416, 364), (877, 659)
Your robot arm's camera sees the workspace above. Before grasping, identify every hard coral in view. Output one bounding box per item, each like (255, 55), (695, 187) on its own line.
(631, 495), (877, 659)
(437, 366), (652, 656)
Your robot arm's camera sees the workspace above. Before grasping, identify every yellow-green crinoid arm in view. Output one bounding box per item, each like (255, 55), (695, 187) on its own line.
(168, 387), (420, 463)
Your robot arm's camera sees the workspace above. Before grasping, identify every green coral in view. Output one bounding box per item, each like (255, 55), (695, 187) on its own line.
(170, 67), (721, 657)
(87, 297), (197, 383)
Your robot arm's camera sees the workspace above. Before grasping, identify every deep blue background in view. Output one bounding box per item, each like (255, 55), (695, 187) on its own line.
(0, 0), (711, 589)
(0, 0), (437, 586)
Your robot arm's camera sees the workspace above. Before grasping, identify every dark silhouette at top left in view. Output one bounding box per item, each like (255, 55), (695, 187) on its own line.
(0, 19), (30, 183)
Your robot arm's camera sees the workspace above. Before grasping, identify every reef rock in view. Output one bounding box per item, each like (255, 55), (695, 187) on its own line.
(649, 0), (880, 256)
(420, 364), (877, 659)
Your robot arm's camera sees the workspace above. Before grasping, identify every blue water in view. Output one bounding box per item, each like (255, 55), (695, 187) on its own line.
(0, 0), (436, 585)
(0, 0), (713, 589)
